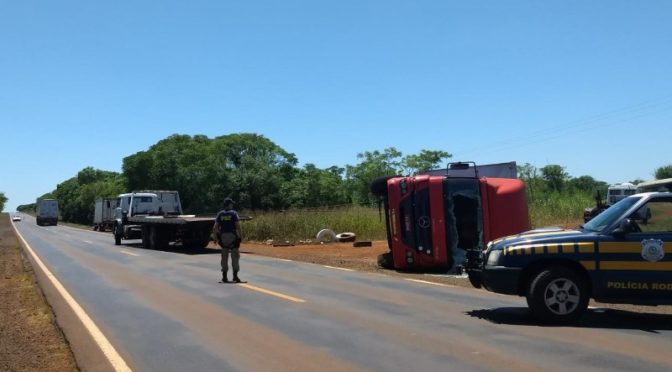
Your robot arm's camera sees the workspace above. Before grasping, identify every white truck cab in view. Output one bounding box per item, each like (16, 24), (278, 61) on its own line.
(607, 182), (637, 205)
(115, 191), (183, 219)
(116, 192), (160, 219)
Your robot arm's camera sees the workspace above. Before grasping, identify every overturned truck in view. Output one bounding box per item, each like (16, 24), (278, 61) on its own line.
(370, 162), (530, 272)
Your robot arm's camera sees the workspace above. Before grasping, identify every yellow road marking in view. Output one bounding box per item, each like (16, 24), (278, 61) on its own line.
(323, 265), (354, 272)
(238, 284), (306, 303)
(11, 223), (132, 372)
(121, 250), (140, 257)
(405, 278), (455, 287)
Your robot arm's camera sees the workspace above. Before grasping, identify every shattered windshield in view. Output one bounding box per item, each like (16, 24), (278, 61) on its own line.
(583, 196), (641, 233)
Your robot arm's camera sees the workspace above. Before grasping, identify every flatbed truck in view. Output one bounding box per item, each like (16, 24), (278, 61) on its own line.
(113, 191), (214, 250)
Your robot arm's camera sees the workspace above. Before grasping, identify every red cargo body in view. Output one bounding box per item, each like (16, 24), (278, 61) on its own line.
(380, 175), (529, 271)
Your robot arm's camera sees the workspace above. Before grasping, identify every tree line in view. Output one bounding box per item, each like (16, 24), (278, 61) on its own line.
(16, 133), (448, 223)
(13, 132), (672, 222)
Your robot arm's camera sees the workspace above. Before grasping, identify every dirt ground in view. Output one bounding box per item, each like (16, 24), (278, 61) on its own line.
(222, 240), (476, 286)
(0, 215), (77, 371)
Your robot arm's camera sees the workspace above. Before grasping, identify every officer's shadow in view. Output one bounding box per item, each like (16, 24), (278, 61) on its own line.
(466, 307), (672, 332)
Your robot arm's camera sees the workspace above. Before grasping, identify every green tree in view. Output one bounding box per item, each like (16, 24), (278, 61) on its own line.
(400, 149), (452, 175)
(50, 167), (124, 224)
(654, 164), (672, 180)
(209, 133), (297, 210)
(123, 133), (298, 212)
(541, 164), (569, 192)
(17, 203), (36, 212)
(517, 163), (544, 198)
(0, 192), (7, 212)
(345, 147), (403, 205)
(281, 164), (349, 208)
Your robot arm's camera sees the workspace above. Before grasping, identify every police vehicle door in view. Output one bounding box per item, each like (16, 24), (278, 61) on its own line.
(600, 196), (672, 301)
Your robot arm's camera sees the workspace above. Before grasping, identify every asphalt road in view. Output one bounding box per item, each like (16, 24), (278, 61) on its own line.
(12, 213), (672, 371)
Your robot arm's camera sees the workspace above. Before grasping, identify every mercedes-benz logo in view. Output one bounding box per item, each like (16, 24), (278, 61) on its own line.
(418, 216), (431, 229)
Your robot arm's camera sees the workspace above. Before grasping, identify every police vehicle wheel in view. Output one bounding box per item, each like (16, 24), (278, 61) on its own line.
(526, 266), (588, 324)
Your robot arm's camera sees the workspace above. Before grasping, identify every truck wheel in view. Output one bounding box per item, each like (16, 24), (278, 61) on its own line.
(141, 226), (150, 248)
(114, 225), (122, 246)
(369, 176), (395, 197)
(377, 252), (394, 269)
(149, 226), (169, 250)
(526, 266), (589, 324)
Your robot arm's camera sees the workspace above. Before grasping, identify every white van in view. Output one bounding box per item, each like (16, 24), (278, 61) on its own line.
(606, 183), (637, 205)
(36, 199), (59, 226)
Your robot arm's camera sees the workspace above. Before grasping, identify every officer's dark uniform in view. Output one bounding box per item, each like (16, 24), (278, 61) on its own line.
(214, 199), (241, 283)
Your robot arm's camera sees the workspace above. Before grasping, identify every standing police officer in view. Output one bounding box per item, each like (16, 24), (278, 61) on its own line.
(213, 198), (242, 283)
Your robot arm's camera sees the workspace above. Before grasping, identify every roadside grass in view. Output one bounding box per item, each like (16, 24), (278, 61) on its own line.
(528, 192), (592, 229)
(242, 206), (387, 242)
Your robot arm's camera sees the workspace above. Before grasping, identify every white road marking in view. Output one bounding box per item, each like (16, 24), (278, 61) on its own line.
(11, 224), (132, 372)
(239, 283), (306, 303)
(121, 250), (140, 257)
(275, 258), (293, 262)
(84, 240), (93, 244)
(405, 278), (456, 288)
(323, 265), (354, 272)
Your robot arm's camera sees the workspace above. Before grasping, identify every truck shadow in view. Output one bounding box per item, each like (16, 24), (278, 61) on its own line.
(466, 307), (672, 332)
(123, 242), (220, 256)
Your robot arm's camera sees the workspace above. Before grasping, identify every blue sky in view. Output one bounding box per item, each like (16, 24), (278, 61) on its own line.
(2, 1), (671, 211)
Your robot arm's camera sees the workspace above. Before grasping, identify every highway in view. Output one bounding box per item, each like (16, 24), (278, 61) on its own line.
(11, 213), (672, 371)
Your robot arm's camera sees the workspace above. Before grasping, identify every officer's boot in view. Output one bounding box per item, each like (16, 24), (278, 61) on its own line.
(233, 271), (241, 283)
(221, 271), (229, 283)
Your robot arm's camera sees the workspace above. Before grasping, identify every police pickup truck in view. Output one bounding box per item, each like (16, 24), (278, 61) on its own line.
(466, 192), (672, 323)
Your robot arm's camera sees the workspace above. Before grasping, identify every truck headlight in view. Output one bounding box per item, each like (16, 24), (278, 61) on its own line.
(486, 250), (502, 266)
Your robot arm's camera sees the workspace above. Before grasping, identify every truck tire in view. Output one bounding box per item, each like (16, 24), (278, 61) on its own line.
(369, 176), (396, 197)
(149, 226), (169, 250)
(316, 229), (337, 243)
(377, 252), (394, 269)
(526, 266), (589, 324)
(114, 225), (122, 246)
(336, 232), (356, 242)
(141, 226), (151, 248)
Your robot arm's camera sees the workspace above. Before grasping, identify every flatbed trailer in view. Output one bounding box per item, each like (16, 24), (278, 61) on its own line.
(121, 215), (216, 250)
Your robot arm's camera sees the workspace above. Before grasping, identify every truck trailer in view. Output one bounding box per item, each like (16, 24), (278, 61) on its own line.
(370, 162), (530, 272)
(93, 198), (119, 231)
(36, 199), (59, 226)
(113, 191), (214, 250)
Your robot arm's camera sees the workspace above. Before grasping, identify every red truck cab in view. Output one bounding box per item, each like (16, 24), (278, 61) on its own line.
(371, 163), (529, 272)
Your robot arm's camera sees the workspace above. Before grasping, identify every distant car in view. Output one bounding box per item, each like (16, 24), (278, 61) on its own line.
(12, 215), (22, 222)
